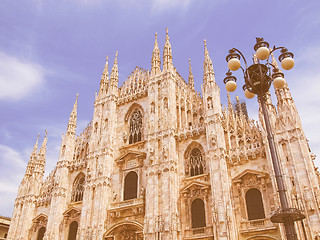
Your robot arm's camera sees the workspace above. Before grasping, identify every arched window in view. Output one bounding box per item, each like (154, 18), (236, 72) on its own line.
(61, 145), (66, 157)
(124, 171), (138, 200)
(191, 199), (206, 228)
(36, 227), (46, 240)
(67, 221), (78, 240)
(246, 188), (265, 220)
(94, 122), (98, 133)
(189, 148), (205, 176)
(71, 174), (85, 202)
(129, 110), (143, 144)
(163, 97), (168, 109)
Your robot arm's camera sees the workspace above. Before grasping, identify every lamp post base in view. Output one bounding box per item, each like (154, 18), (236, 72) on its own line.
(271, 208), (305, 240)
(271, 208), (305, 223)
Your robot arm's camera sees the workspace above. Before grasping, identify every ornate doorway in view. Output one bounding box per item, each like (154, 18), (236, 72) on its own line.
(105, 222), (143, 240)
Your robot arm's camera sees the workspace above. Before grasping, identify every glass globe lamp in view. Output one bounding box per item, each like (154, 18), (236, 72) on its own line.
(244, 89), (255, 99)
(256, 47), (270, 60)
(228, 58), (241, 71)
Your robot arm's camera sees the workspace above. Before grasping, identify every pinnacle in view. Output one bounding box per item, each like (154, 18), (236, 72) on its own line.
(101, 55), (109, 82)
(152, 32), (160, 69)
(32, 133), (40, 155)
(111, 51), (119, 80)
(271, 52), (281, 72)
(39, 130), (48, 155)
(67, 94), (78, 134)
(203, 39), (215, 83)
(153, 32), (160, 51)
(163, 28), (173, 71)
(188, 58), (194, 89)
(227, 92), (232, 108)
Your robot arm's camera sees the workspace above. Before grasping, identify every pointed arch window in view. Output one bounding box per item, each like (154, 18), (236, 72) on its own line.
(67, 221), (78, 240)
(189, 148), (205, 176)
(36, 227), (46, 240)
(191, 199), (206, 228)
(129, 110), (143, 144)
(61, 145), (66, 157)
(124, 171), (138, 200)
(71, 174), (85, 202)
(245, 188), (265, 220)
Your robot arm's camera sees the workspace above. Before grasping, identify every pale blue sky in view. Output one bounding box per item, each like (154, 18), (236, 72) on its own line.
(1, 0), (320, 217)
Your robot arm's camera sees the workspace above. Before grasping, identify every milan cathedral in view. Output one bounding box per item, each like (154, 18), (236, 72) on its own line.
(7, 30), (320, 240)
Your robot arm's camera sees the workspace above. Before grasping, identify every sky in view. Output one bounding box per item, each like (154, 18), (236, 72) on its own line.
(1, 0), (320, 217)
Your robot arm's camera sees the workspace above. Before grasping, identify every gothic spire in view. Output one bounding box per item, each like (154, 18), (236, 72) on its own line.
(39, 130), (48, 157)
(227, 92), (233, 110)
(271, 52), (293, 105)
(203, 39), (215, 84)
(99, 56), (109, 94)
(163, 28), (173, 72)
(151, 33), (161, 76)
(67, 94), (78, 135)
(25, 134), (39, 176)
(188, 58), (195, 90)
(34, 130), (47, 177)
(32, 133), (40, 157)
(110, 51), (119, 88)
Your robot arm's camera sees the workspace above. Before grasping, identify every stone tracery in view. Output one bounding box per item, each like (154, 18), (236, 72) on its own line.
(71, 174), (85, 202)
(129, 109), (143, 144)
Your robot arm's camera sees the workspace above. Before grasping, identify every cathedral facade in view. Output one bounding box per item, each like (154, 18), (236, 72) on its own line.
(7, 30), (320, 240)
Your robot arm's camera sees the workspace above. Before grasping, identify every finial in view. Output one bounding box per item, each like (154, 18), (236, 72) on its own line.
(270, 51), (280, 70)
(44, 129), (48, 138)
(67, 93), (78, 134)
(227, 92), (232, 107)
(236, 96), (240, 103)
(152, 32), (161, 74)
(163, 28), (173, 71)
(32, 133), (40, 154)
(39, 130), (48, 155)
(188, 58), (195, 89)
(204, 39), (209, 56)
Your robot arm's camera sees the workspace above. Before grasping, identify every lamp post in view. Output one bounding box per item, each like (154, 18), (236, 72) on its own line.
(223, 38), (305, 240)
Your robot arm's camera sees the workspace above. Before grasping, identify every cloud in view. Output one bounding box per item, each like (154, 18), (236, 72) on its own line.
(0, 51), (45, 101)
(0, 144), (26, 170)
(150, 0), (194, 12)
(284, 44), (320, 167)
(0, 144), (27, 216)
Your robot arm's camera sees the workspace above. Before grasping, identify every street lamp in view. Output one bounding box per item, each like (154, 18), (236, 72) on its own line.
(223, 38), (305, 240)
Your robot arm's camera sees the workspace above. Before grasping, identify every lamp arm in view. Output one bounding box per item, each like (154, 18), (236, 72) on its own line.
(240, 66), (246, 75)
(270, 46), (287, 55)
(231, 48), (248, 69)
(264, 46), (287, 65)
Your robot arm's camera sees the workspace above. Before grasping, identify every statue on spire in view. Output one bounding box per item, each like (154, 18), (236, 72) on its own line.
(163, 28), (173, 72)
(188, 58), (195, 90)
(39, 130), (48, 157)
(99, 56), (109, 95)
(67, 94), (78, 135)
(151, 33), (161, 76)
(110, 51), (119, 88)
(203, 39), (215, 84)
